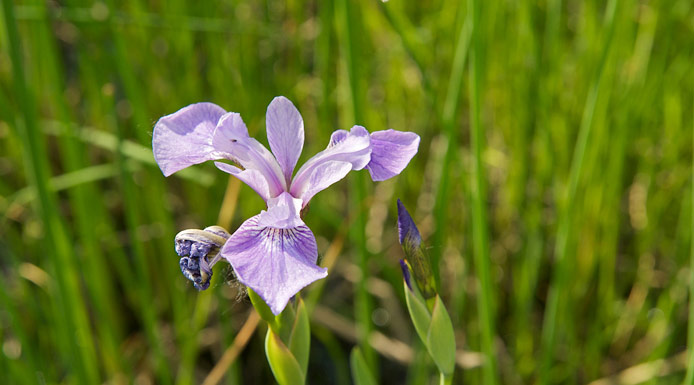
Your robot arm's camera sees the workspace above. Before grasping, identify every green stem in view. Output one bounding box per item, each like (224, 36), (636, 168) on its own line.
(538, 0), (619, 382)
(684, 91), (694, 385)
(433, 5), (472, 288)
(468, 0), (499, 383)
(439, 372), (453, 385)
(335, 0), (376, 376)
(1, 3), (99, 384)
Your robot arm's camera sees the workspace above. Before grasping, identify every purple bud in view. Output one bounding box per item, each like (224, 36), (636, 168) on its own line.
(175, 239), (192, 257)
(396, 199), (436, 299)
(397, 199), (422, 247)
(400, 259), (413, 291)
(175, 226), (231, 291)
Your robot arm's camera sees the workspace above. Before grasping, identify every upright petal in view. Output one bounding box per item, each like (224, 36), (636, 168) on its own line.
(366, 129), (420, 181)
(221, 215), (328, 315)
(290, 126), (372, 205)
(266, 97), (304, 184)
(152, 102), (226, 176)
(212, 112), (288, 197)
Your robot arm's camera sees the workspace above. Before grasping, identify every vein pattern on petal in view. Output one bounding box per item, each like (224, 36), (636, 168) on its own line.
(221, 215), (327, 315)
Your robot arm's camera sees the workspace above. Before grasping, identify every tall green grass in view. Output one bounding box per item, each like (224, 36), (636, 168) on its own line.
(1, 1), (693, 384)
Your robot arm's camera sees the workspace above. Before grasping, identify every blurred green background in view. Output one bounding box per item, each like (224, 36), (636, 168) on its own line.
(1, 0), (693, 384)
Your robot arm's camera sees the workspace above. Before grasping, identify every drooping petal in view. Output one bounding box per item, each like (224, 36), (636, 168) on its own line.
(257, 192), (304, 229)
(214, 162), (272, 202)
(266, 96), (304, 184)
(290, 126), (372, 203)
(221, 215), (328, 315)
(212, 112), (287, 197)
(366, 129), (420, 181)
(152, 102), (226, 176)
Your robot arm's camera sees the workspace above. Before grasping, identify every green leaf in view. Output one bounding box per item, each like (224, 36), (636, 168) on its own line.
(288, 297), (311, 375)
(403, 280), (432, 346)
(427, 296), (456, 376)
(350, 348), (377, 385)
(265, 329), (306, 385)
(248, 288), (278, 332)
(276, 298), (297, 342)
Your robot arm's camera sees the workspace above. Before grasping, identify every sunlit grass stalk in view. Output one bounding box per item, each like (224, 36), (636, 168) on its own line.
(98, 7), (175, 383)
(317, 0), (335, 132)
(506, 2), (545, 380)
(30, 0), (126, 377)
(0, 251), (38, 385)
(376, 2), (432, 98)
(467, 0), (498, 383)
(335, 0), (376, 375)
(165, 3), (212, 381)
(1, 2), (100, 384)
(107, 105), (173, 384)
(538, 0), (619, 382)
(432, 5), (471, 289)
(685, 96), (694, 385)
(100, 2), (192, 383)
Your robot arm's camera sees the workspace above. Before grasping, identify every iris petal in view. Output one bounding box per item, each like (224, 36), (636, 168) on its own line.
(266, 96), (305, 185)
(291, 160), (352, 205)
(212, 112), (287, 197)
(221, 215), (328, 315)
(257, 192), (305, 229)
(214, 162), (273, 202)
(366, 129), (420, 181)
(152, 102), (226, 176)
(290, 126), (372, 205)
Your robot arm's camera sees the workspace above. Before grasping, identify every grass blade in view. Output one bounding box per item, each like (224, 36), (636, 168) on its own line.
(467, 0), (499, 383)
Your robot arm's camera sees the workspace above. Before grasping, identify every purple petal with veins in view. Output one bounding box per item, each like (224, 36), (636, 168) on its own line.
(366, 129), (420, 182)
(212, 112), (287, 196)
(221, 215), (327, 315)
(266, 96), (304, 185)
(154, 97), (421, 314)
(290, 126), (371, 205)
(152, 102), (226, 176)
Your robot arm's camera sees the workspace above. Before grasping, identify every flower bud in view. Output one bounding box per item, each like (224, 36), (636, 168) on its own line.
(175, 226), (230, 290)
(399, 259), (413, 291)
(397, 199), (436, 299)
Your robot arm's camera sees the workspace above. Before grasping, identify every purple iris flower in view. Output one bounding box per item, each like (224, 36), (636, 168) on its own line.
(153, 96), (419, 314)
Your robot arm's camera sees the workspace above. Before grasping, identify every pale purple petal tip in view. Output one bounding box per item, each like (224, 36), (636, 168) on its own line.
(290, 126), (372, 204)
(266, 96), (305, 184)
(397, 199), (421, 247)
(152, 102), (226, 176)
(366, 129), (420, 181)
(221, 215), (328, 315)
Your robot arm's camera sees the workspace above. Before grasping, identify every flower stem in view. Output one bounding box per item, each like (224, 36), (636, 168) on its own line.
(439, 372), (453, 385)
